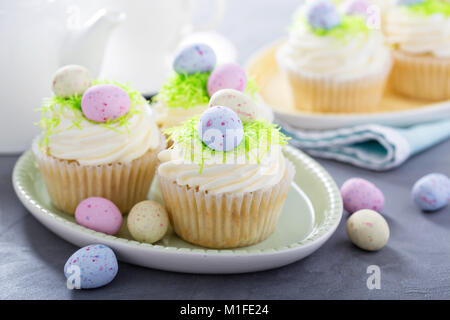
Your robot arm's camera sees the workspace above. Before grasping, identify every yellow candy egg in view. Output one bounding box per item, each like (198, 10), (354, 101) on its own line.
(127, 200), (169, 244)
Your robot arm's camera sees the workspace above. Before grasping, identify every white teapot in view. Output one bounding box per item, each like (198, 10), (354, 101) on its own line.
(0, 0), (124, 153)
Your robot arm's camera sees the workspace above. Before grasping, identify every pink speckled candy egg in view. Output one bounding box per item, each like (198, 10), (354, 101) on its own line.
(207, 63), (247, 97)
(209, 89), (260, 122)
(127, 200), (169, 244)
(342, 0), (370, 16)
(52, 65), (93, 97)
(81, 84), (130, 123)
(340, 178), (385, 214)
(75, 197), (123, 235)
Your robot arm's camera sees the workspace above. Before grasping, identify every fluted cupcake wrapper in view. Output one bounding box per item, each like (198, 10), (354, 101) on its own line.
(278, 57), (392, 113)
(157, 160), (295, 249)
(391, 50), (450, 101)
(33, 141), (163, 215)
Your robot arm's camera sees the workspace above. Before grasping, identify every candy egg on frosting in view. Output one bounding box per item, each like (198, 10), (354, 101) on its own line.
(342, 0), (369, 16)
(198, 106), (244, 152)
(412, 173), (450, 211)
(346, 209), (390, 251)
(52, 65), (93, 98)
(173, 43), (216, 75)
(81, 84), (130, 123)
(75, 197), (123, 235)
(207, 63), (247, 97)
(306, 0), (341, 30)
(340, 178), (385, 214)
(64, 244), (118, 289)
(209, 89), (260, 122)
(127, 200), (169, 244)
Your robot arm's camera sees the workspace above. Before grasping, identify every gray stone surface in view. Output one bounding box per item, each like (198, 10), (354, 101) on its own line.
(1, 0), (450, 299)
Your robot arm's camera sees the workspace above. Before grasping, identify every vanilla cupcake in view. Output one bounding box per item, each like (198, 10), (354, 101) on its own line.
(153, 43), (270, 130)
(34, 65), (164, 214)
(277, 0), (392, 113)
(385, 0), (450, 101)
(157, 93), (294, 249)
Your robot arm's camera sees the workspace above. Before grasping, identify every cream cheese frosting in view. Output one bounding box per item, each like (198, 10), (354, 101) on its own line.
(157, 144), (287, 194)
(385, 5), (450, 58)
(46, 103), (161, 166)
(277, 7), (391, 80)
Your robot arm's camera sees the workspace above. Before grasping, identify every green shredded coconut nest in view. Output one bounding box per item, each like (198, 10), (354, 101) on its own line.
(291, 12), (369, 40)
(163, 115), (289, 172)
(39, 80), (146, 147)
(153, 72), (259, 109)
(407, 0), (450, 17)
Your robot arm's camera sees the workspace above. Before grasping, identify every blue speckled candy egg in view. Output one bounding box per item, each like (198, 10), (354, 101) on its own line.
(397, 0), (425, 6)
(64, 244), (118, 289)
(173, 43), (216, 75)
(198, 106), (244, 152)
(306, 0), (341, 30)
(412, 173), (450, 211)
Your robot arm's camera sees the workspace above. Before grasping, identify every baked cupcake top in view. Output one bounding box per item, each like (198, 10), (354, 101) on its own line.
(152, 43), (271, 128)
(39, 65), (161, 166)
(157, 90), (289, 194)
(385, 0), (450, 58)
(277, 0), (391, 80)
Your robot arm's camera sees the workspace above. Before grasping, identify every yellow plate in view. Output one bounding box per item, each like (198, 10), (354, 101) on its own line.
(246, 40), (450, 129)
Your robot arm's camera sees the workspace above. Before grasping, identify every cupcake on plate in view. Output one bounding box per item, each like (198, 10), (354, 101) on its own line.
(34, 65), (164, 214)
(385, 0), (450, 101)
(153, 43), (271, 130)
(157, 89), (295, 249)
(276, 0), (392, 113)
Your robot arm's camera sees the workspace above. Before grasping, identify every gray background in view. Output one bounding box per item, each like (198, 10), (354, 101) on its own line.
(1, 0), (449, 299)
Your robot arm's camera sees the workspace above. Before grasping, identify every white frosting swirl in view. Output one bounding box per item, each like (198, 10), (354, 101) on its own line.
(157, 144), (287, 194)
(46, 104), (161, 165)
(277, 8), (391, 80)
(385, 5), (450, 58)
(154, 102), (208, 130)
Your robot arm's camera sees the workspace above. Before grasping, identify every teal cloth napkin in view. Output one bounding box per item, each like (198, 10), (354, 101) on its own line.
(277, 118), (450, 170)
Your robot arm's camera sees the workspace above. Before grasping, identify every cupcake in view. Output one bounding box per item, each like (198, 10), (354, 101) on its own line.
(34, 65), (164, 214)
(157, 90), (295, 249)
(385, 0), (450, 101)
(276, 0), (392, 113)
(153, 43), (271, 130)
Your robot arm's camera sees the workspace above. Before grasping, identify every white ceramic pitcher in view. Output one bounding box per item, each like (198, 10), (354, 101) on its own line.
(0, 0), (125, 153)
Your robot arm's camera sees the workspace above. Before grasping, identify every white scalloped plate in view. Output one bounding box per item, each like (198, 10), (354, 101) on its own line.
(246, 40), (450, 130)
(12, 146), (342, 274)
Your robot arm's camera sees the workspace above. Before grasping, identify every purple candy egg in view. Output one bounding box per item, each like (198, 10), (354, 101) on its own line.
(64, 244), (118, 289)
(207, 63), (247, 97)
(75, 197), (123, 235)
(411, 173), (450, 211)
(173, 43), (216, 75)
(306, 0), (341, 30)
(198, 106), (244, 152)
(81, 84), (130, 123)
(343, 0), (369, 16)
(340, 178), (385, 214)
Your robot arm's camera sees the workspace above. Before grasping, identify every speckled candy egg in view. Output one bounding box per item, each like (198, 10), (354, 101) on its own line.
(411, 173), (450, 211)
(209, 89), (260, 122)
(198, 106), (244, 152)
(81, 84), (130, 123)
(173, 43), (216, 75)
(346, 209), (390, 251)
(342, 0), (369, 16)
(207, 63), (247, 97)
(52, 65), (93, 97)
(64, 244), (118, 289)
(127, 200), (169, 244)
(306, 0), (341, 30)
(75, 197), (122, 235)
(340, 178), (385, 214)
